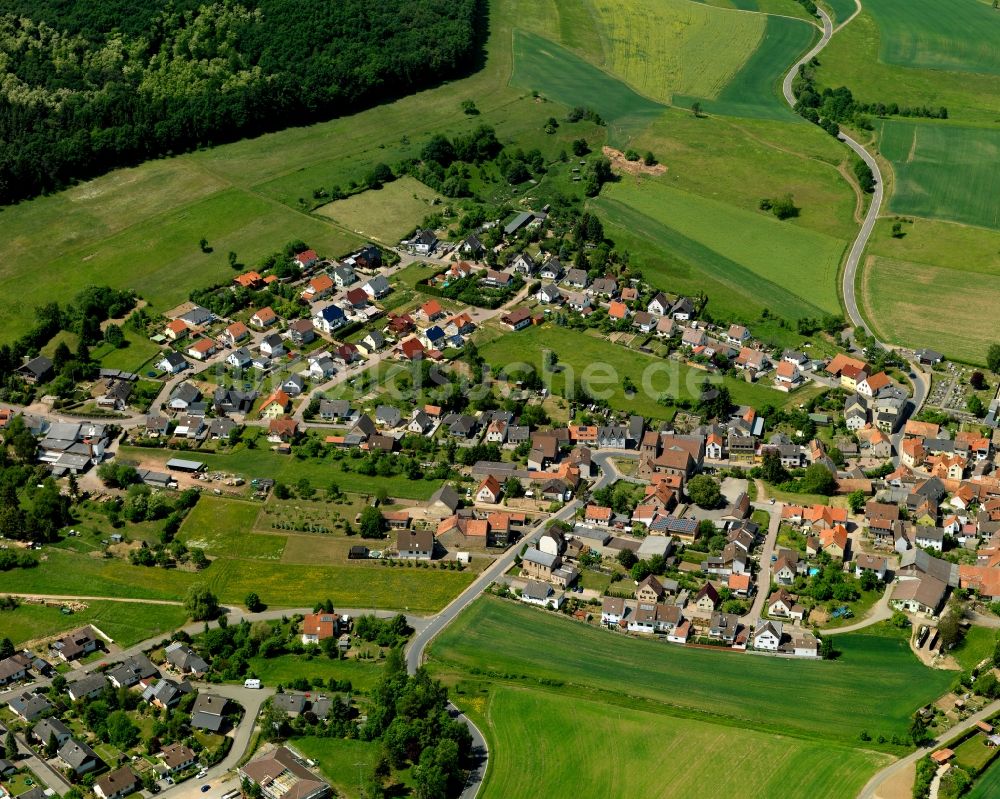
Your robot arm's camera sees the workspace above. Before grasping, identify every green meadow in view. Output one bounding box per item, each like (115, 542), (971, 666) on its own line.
(430, 597), (953, 743)
(0, 601), (189, 648)
(429, 598), (952, 799)
(863, 0), (1000, 75)
(595, 177), (846, 316)
(475, 686), (888, 799)
(510, 29), (666, 144)
(480, 324), (822, 418)
(878, 120), (1000, 230)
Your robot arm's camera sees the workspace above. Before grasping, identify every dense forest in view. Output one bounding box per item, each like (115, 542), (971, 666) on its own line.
(0, 0), (486, 203)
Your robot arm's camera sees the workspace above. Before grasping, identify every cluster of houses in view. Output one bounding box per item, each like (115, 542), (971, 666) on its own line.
(593, 576), (821, 657)
(5, 630), (234, 799)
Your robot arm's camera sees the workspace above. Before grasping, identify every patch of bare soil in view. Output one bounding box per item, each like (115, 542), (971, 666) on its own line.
(874, 760), (915, 799)
(602, 146), (668, 177)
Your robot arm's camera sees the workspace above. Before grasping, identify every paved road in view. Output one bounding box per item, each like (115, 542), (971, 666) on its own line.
(858, 698), (1000, 799)
(744, 501), (782, 622)
(12, 731), (73, 794)
(157, 682), (275, 799)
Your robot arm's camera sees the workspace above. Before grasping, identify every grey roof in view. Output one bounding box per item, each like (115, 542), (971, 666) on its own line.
(33, 717), (71, 742)
(59, 738), (100, 770)
(107, 654), (158, 687)
(170, 382), (201, 404)
(9, 692), (52, 720)
(898, 549), (959, 587)
(376, 405), (402, 426)
(272, 693), (308, 714)
(67, 673), (107, 698)
(522, 580), (553, 601)
(504, 211), (534, 235)
(19, 355), (53, 378)
(164, 642), (209, 673)
(364, 275), (390, 293)
(142, 678), (190, 706)
(522, 547), (558, 568)
(430, 485), (460, 512)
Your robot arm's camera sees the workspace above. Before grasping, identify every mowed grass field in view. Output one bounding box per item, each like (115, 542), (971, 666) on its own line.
(0, 601), (189, 647)
(178, 497), (285, 561)
(510, 30), (666, 144)
(595, 177), (846, 316)
(475, 686), (888, 799)
(314, 177), (446, 244)
(243, 654), (385, 693)
(861, 253), (1000, 364)
(478, 324), (802, 418)
(878, 120), (1000, 230)
(429, 597), (954, 743)
(586, 0), (766, 102)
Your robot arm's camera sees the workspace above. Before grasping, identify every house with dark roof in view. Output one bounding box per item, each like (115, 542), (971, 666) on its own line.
(58, 739), (101, 775)
(396, 529), (435, 560)
(191, 693), (229, 732)
(94, 766), (139, 799)
(164, 642), (209, 675)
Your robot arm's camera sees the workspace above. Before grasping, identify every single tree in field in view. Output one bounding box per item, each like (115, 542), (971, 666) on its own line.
(245, 592), (263, 613)
(691, 102), (702, 117)
(199, 237), (210, 253)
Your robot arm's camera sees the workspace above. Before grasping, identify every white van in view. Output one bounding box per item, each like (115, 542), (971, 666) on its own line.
(244, 678), (261, 689)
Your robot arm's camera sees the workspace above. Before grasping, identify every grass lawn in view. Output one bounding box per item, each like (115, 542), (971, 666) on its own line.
(952, 627), (997, 672)
(510, 30), (666, 145)
(118, 445), (441, 501)
(392, 261), (445, 290)
(952, 733), (999, 773)
(178, 497), (285, 561)
(292, 737), (413, 799)
(878, 119), (1000, 230)
(595, 178), (846, 316)
(585, 0), (766, 104)
(478, 324), (796, 418)
(428, 596), (953, 744)
(242, 655), (384, 693)
(0, 601), (189, 647)
(3, 770), (44, 797)
(314, 177), (446, 244)
(92, 329), (163, 374)
(469, 685), (888, 799)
